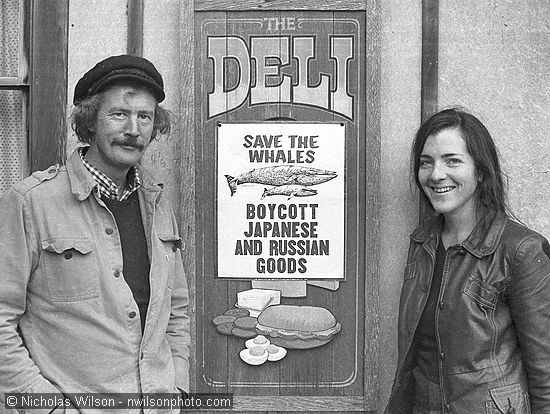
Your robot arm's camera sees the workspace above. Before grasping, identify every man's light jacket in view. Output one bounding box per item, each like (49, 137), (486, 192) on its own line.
(0, 149), (190, 412)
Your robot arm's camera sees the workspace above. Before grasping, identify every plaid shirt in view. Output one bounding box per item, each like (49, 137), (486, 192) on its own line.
(78, 147), (141, 201)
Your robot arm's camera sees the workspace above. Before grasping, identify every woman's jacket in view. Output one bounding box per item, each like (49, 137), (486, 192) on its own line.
(385, 212), (550, 414)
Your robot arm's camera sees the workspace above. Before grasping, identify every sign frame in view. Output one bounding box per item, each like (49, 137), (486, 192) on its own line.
(190, 4), (381, 411)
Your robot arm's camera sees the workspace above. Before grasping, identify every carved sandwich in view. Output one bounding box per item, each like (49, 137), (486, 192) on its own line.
(255, 305), (341, 349)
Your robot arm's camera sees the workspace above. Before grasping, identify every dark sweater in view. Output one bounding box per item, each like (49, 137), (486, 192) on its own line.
(103, 192), (150, 333)
(414, 238), (446, 383)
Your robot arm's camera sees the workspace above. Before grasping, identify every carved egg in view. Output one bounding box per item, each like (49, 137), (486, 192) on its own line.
(266, 344), (287, 361)
(239, 346), (268, 365)
(245, 335), (270, 350)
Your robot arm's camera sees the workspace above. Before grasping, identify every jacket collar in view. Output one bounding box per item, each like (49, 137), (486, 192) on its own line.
(410, 211), (508, 258)
(66, 148), (163, 202)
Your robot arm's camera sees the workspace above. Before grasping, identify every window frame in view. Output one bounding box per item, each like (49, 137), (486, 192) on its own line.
(0, 0), (69, 178)
(28, 0), (69, 172)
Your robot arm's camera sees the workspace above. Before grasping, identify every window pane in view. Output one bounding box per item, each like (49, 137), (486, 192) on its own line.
(0, 90), (25, 194)
(0, 0), (22, 77)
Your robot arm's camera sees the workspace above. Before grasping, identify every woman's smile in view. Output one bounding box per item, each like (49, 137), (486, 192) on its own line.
(430, 185), (455, 194)
(418, 128), (480, 220)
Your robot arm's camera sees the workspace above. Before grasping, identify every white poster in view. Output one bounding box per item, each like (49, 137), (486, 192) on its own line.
(217, 123), (345, 279)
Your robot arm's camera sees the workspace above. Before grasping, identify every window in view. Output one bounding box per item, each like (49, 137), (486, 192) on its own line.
(0, 0), (28, 194)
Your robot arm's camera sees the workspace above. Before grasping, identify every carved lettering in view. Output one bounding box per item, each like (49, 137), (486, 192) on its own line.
(207, 35), (354, 120)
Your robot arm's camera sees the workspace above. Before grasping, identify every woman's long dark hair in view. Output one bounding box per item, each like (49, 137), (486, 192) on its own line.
(411, 108), (510, 222)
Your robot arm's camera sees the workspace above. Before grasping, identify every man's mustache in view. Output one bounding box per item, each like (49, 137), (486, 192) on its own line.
(114, 139), (145, 151)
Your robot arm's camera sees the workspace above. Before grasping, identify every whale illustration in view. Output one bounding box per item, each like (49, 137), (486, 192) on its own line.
(261, 185), (318, 200)
(225, 165), (337, 196)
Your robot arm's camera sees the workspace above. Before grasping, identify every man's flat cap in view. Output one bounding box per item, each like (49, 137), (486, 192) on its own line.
(73, 54), (165, 104)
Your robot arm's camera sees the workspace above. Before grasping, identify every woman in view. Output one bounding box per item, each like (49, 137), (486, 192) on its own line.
(385, 108), (550, 413)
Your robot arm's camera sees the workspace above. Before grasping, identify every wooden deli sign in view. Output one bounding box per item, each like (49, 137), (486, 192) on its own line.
(203, 15), (358, 121)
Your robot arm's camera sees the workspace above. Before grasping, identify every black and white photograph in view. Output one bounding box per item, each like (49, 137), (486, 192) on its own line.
(0, 1), (548, 413)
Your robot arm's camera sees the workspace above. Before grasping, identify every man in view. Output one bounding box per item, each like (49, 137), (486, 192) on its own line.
(0, 55), (190, 412)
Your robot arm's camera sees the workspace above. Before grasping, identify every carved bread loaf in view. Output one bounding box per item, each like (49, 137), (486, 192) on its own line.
(255, 305), (341, 349)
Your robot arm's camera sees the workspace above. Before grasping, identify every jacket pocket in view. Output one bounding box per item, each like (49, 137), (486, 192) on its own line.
(158, 234), (183, 289)
(41, 237), (99, 302)
(486, 383), (531, 414)
(463, 274), (499, 310)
